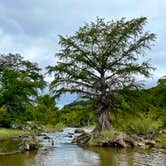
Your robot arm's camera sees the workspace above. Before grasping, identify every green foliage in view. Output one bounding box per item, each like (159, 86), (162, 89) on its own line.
(111, 112), (162, 135)
(100, 130), (120, 139)
(48, 17), (155, 131)
(42, 81), (166, 130)
(89, 134), (103, 146)
(155, 133), (166, 148)
(0, 106), (10, 127)
(158, 77), (166, 86)
(0, 54), (46, 126)
(59, 100), (96, 127)
(48, 17), (155, 98)
(0, 17), (164, 134)
(89, 130), (121, 146)
(0, 139), (21, 154)
(27, 94), (58, 125)
(124, 113), (162, 134)
(109, 82), (166, 133)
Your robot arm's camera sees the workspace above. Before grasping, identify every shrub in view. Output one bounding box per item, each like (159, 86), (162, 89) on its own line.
(89, 130), (122, 146)
(0, 106), (11, 127)
(155, 133), (166, 148)
(113, 112), (162, 135)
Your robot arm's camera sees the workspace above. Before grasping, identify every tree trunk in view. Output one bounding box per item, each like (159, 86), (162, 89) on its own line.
(93, 94), (111, 132)
(95, 110), (111, 132)
(93, 77), (111, 132)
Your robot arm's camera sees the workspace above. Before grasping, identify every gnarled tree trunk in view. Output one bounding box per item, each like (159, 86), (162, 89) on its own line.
(94, 92), (111, 132)
(95, 110), (111, 132)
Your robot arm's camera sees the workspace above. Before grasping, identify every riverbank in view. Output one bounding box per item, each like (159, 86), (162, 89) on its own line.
(0, 128), (33, 140)
(72, 129), (166, 149)
(0, 122), (66, 155)
(1, 125), (166, 156)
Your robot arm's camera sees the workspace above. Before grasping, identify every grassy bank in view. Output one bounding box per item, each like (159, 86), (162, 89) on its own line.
(0, 128), (33, 140)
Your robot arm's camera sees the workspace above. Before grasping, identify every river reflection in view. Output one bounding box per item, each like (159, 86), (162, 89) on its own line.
(0, 151), (38, 166)
(0, 145), (100, 166)
(0, 128), (166, 166)
(0, 146), (166, 166)
(84, 146), (166, 166)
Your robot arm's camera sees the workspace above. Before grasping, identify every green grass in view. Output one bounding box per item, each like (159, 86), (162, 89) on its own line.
(100, 130), (120, 139)
(112, 112), (162, 135)
(89, 130), (121, 146)
(155, 133), (166, 148)
(0, 128), (32, 139)
(0, 139), (21, 154)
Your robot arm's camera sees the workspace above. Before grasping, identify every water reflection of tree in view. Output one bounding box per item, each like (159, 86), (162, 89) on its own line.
(84, 147), (166, 166)
(0, 151), (38, 166)
(83, 147), (136, 166)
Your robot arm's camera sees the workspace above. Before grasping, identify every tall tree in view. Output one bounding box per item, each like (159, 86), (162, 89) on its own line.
(47, 17), (155, 132)
(0, 53), (45, 125)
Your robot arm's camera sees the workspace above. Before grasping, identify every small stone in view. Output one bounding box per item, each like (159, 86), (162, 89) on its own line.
(43, 135), (50, 139)
(145, 140), (156, 147)
(137, 142), (146, 148)
(159, 129), (166, 134)
(74, 129), (85, 134)
(23, 138), (38, 151)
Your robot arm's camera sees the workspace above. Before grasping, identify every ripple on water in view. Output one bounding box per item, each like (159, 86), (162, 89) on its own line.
(35, 145), (100, 166)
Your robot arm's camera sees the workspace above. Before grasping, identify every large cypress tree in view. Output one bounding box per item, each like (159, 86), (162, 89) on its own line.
(48, 17), (155, 131)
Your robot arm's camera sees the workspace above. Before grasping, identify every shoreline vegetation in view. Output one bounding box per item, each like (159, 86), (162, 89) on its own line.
(0, 123), (165, 155)
(0, 122), (66, 155)
(0, 128), (32, 140)
(73, 128), (166, 149)
(0, 122), (66, 141)
(0, 120), (166, 155)
(0, 128), (34, 155)
(0, 85), (166, 154)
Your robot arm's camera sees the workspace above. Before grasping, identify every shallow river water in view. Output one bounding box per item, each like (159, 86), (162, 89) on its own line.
(0, 128), (166, 166)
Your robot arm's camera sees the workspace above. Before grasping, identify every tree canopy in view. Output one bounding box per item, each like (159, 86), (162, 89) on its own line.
(48, 17), (156, 131)
(0, 53), (46, 126)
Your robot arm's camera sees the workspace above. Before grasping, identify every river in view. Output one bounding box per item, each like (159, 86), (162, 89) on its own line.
(0, 128), (165, 166)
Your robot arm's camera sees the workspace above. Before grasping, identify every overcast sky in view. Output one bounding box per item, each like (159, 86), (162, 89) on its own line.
(0, 0), (166, 107)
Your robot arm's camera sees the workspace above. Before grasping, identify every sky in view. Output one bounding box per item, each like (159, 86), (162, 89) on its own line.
(0, 0), (166, 107)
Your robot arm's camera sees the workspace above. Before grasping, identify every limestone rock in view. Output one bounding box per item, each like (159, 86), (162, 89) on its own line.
(23, 138), (38, 151)
(74, 129), (85, 134)
(72, 133), (90, 144)
(145, 140), (156, 147)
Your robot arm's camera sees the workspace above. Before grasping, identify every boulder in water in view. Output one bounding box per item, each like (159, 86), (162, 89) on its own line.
(23, 138), (38, 151)
(43, 135), (50, 139)
(72, 133), (90, 144)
